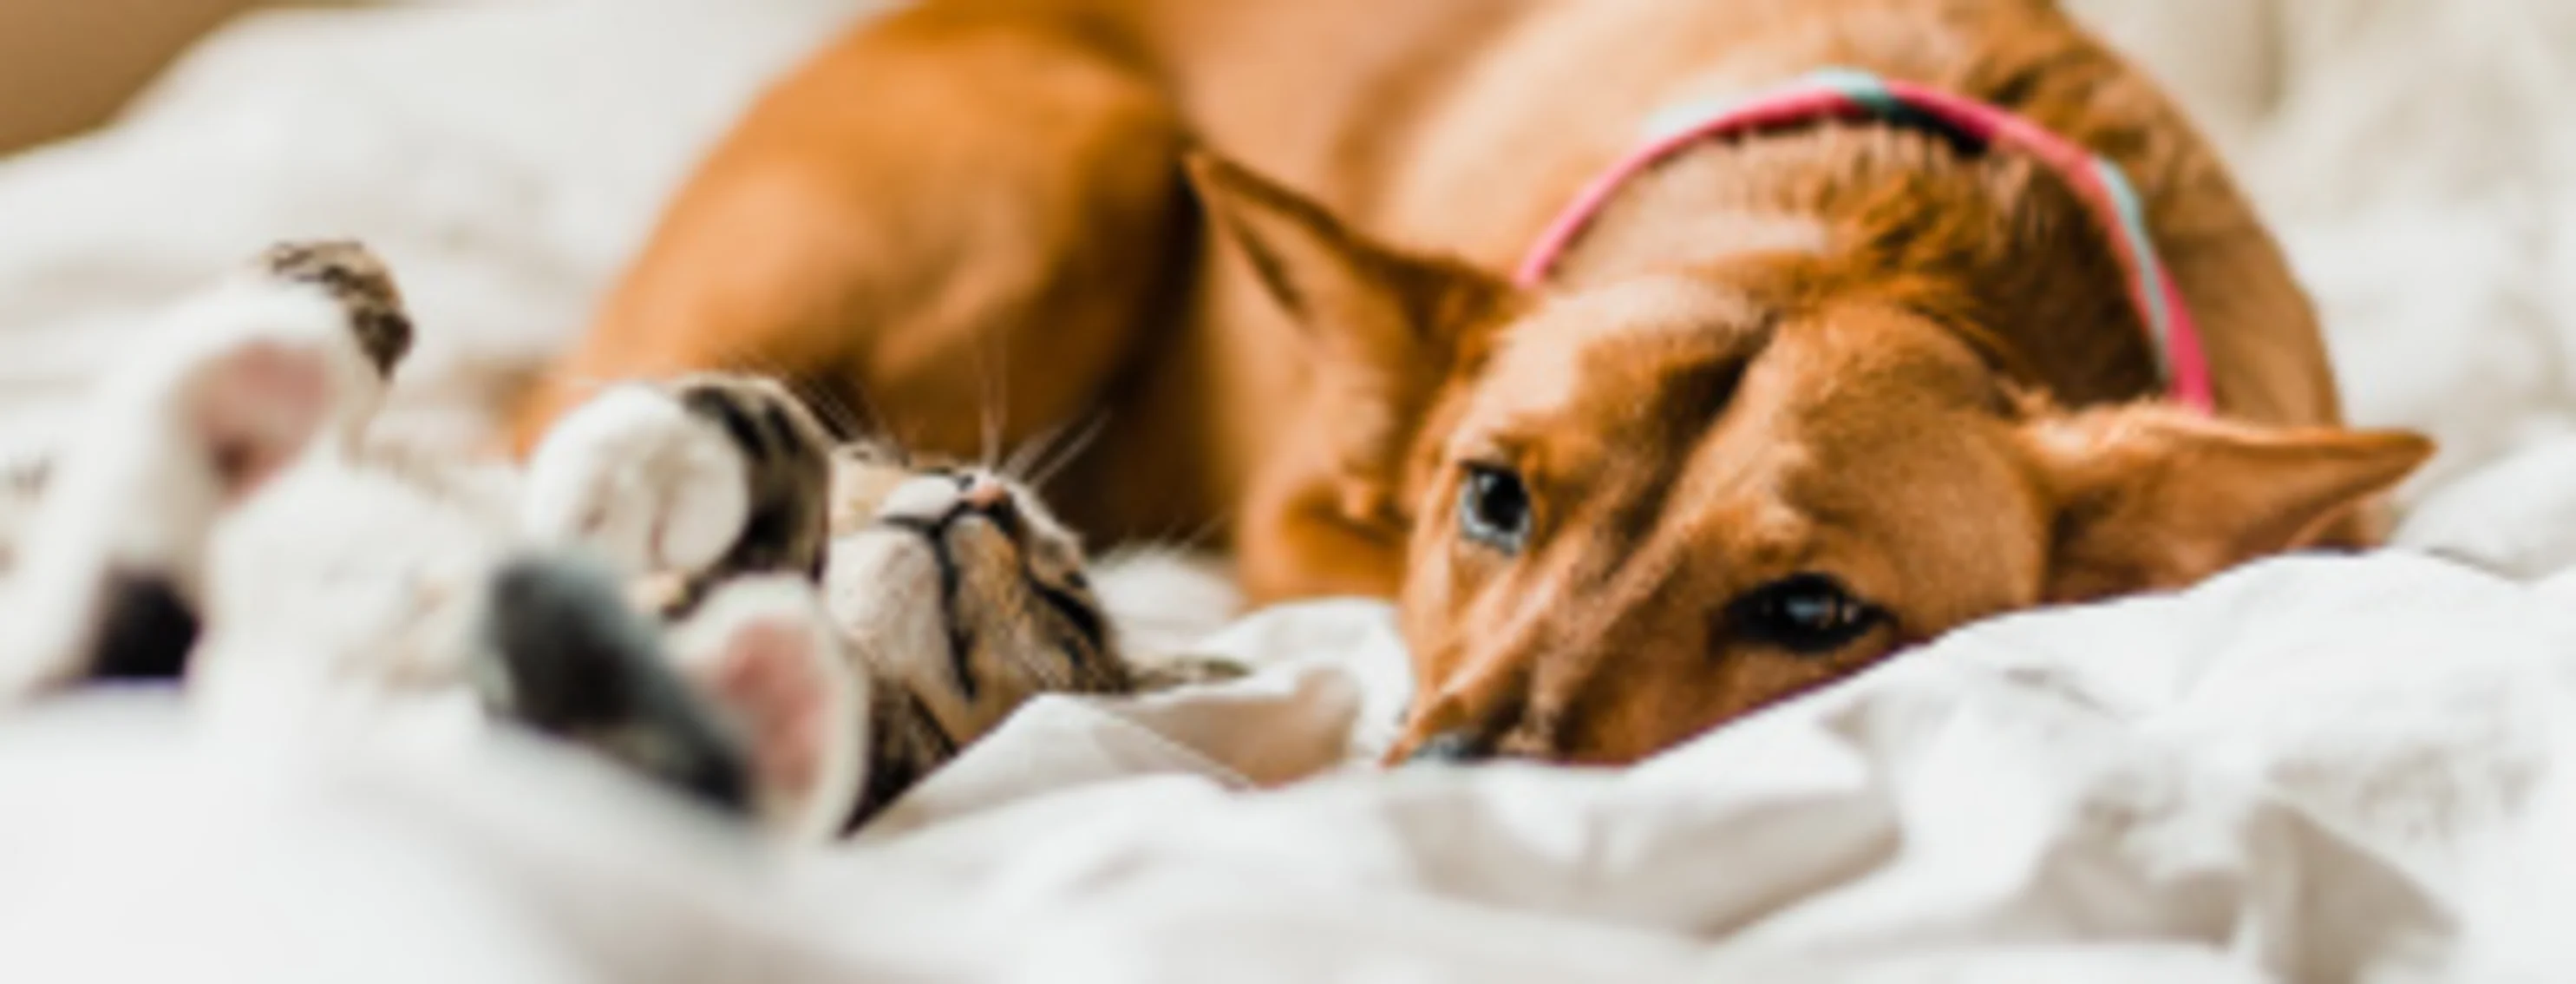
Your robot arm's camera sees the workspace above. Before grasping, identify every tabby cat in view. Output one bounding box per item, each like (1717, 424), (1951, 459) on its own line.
(0, 240), (1235, 840)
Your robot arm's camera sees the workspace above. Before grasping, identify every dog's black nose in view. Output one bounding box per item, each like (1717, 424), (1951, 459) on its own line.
(1404, 730), (1493, 765)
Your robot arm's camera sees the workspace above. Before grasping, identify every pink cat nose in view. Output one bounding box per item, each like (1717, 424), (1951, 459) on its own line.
(959, 476), (1012, 511)
(958, 476), (1027, 542)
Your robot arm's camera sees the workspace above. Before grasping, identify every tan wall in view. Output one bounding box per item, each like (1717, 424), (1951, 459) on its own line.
(0, 0), (304, 154)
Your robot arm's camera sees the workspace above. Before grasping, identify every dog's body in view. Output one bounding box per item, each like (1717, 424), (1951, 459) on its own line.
(523, 0), (2429, 763)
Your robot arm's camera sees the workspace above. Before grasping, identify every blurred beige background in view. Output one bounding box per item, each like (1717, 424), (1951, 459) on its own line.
(0, 0), (341, 154)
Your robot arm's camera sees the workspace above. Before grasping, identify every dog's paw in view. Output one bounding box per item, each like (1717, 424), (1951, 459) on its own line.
(521, 384), (754, 578)
(669, 577), (866, 843)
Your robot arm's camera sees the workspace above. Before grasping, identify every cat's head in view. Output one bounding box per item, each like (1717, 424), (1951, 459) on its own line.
(518, 372), (1126, 830)
(822, 443), (1125, 740)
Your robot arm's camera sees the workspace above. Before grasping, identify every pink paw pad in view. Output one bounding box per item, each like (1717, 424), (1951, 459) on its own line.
(692, 618), (843, 809)
(188, 340), (334, 499)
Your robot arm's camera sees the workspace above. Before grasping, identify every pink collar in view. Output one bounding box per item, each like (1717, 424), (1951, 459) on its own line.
(1514, 69), (2216, 412)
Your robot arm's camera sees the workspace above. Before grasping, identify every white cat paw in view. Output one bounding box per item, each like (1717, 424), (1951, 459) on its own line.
(0, 265), (365, 698)
(669, 576), (866, 843)
(521, 384), (751, 578)
(129, 241), (414, 452)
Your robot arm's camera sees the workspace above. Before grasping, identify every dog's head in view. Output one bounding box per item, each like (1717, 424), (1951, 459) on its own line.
(1189, 154), (2432, 765)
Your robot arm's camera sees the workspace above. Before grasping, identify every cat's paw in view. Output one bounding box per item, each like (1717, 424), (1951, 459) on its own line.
(0, 262), (372, 696)
(521, 384), (754, 578)
(670, 577), (867, 843)
(252, 240), (414, 382)
(0, 454), (47, 576)
(185, 335), (339, 499)
(138, 241), (414, 447)
(521, 375), (834, 594)
(117, 240), (413, 500)
(475, 553), (754, 815)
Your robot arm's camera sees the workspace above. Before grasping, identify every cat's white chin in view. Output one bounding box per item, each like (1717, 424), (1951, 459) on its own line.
(823, 531), (955, 689)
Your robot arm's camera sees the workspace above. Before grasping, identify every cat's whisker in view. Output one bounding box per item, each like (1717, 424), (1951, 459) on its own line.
(794, 380), (871, 443)
(984, 299), (1013, 473)
(979, 404), (1002, 473)
(639, 333), (879, 455)
(958, 327), (1001, 472)
(711, 339), (803, 384)
(827, 380), (916, 464)
(999, 418), (1073, 482)
(1025, 410), (1108, 490)
(1171, 514), (1231, 554)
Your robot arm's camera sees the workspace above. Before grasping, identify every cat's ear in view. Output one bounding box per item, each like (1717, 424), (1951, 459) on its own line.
(670, 577), (868, 842)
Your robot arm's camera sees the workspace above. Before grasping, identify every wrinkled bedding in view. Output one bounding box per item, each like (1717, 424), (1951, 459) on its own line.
(7, 1), (2576, 980)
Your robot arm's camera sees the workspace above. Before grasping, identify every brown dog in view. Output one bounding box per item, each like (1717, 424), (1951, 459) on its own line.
(516, 0), (2430, 765)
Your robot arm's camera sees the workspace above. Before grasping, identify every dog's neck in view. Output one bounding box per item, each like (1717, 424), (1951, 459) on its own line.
(1545, 124), (2166, 406)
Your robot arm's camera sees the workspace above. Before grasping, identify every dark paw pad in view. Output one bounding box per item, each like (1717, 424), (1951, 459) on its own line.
(86, 570), (200, 682)
(479, 553), (755, 815)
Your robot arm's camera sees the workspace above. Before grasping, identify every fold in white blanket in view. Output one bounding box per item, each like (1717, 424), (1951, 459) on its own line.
(10, 558), (2574, 981)
(5, 1), (2576, 981)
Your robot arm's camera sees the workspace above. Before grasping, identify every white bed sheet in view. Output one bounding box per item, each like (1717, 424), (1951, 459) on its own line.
(6, 1), (2576, 981)
(14, 557), (2576, 981)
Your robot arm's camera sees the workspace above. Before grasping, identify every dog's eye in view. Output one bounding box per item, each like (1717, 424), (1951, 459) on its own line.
(1457, 464), (1533, 554)
(1733, 574), (1884, 654)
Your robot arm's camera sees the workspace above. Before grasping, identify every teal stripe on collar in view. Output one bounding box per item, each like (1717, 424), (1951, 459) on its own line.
(1806, 67), (1902, 115)
(2089, 155), (2174, 368)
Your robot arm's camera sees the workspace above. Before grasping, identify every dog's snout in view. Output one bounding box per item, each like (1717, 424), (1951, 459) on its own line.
(1402, 729), (1494, 765)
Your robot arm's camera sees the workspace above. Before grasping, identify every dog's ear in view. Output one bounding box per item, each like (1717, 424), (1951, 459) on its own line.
(1185, 151), (1509, 525)
(2020, 403), (2433, 600)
